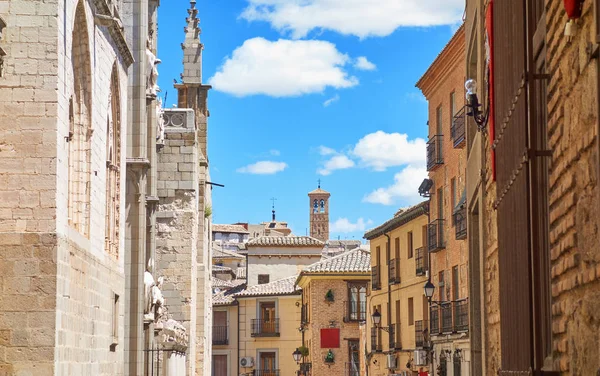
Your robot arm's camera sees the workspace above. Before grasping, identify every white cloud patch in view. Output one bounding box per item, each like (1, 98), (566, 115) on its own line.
(352, 131), (426, 171)
(363, 164), (427, 205)
(317, 155), (355, 176)
(318, 146), (337, 156)
(354, 56), (376, 71)
(330, 217), (373, 233)
(236, 161), (288, 174)
(209, 37), (359, 97)
(241, 0), (465, 39)
(323, 94), (340, 107)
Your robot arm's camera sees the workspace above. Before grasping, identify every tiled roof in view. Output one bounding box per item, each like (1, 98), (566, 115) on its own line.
(301, 248), (371, 274)
(213, 292), (235, 305)
(213, 265), (233, 272)
(234, 275), (301, 298)
(309, 187), (330, 194)
(364, 201), (429, 240)
(247, 236), (324, 247)
(212, 224), (249, 234)
(212, 277), (235, 289)
(213, 247), (245, 259)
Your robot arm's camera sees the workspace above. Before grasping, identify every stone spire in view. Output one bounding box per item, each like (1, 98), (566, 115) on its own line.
(181, 0), (202, 84)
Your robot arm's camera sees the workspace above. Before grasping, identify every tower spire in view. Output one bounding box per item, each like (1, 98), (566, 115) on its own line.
(181, 0), (202, 84)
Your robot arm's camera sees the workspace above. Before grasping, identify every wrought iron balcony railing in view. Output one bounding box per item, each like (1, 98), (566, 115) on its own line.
(389, 258), (400, 284)
(388, 323), (396, 350)
(251, 319), (280, 337)
(454, 206), (467, 240)
(345, 363), (361, 376)
(371, 327), (382, 352)
(343, 300), (367, 322)
(427, 135), (444, 170)
(415, 247), (428, 276)
(454, 299), (469, 332)
(428, 219), (446, 252)
(255, 370), (280, 376)
(299, 363), (312, 373)
(441, 303), (453, 334)
(430, 306), (440, 335)
(451, 106), (466, 148)
(415, 320), (427, 348)
(371, 265), (381, 290)
(212, 325), (228, 345)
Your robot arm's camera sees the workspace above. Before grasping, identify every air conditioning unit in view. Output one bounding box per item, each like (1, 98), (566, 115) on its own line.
(413, 349), (427, 366)
(239, 357), (254, 368)
(386, 353), (397, 369)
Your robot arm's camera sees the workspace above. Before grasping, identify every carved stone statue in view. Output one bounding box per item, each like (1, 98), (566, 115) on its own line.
(145, 39), (161, 97)
(152, 276), (165, 317)
(143, 258), (156, 320)
(156, 97), (165, 145)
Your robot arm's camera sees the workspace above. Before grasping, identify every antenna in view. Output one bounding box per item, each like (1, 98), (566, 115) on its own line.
(270, 197), (277, 221)
(317, 178), (321, 188)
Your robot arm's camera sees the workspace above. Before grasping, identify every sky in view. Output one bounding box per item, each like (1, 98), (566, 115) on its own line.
(157, 0), (465, 242)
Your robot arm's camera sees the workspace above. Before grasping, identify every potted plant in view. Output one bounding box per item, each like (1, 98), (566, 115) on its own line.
(324, 349), (335, 365)
(298, 345), (309, 357)
(325, 289), (335, 303)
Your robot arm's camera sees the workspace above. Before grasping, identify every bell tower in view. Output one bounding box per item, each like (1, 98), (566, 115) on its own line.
(308, 181), (330, 242)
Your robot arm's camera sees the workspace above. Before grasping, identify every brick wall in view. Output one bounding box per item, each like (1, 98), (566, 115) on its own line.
(546, 1), (600, 374)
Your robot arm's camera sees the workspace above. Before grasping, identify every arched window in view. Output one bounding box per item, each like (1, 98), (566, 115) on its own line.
(320, 199), (325, 213)
(105, 63), (121, 259)
(313, 199), (318, 213)
(68, 0), (92, 237)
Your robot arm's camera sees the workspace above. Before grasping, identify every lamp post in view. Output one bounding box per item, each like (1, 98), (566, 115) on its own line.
(465, 79), (488, 130)
(292, 348), (302, 364)
(370, 308), (389, 332)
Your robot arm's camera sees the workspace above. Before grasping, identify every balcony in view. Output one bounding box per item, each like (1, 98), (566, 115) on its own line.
(371, 327), (382, 352)
(371, 266), (381, 290)
(388, 323), (401, 350)
(415, 320), (427, 348)
(430, 306), (440, 335)
(344, 301), (367, 322)
(454, 206), (467, 240)
(388, 259), (400, 284)
(345, 363), (361, 376)
(212, 325), (228, 345)
(441, 303), (453, 334)
(255, 370), (280, 376)
(451, 106), (466, 148)
(300, 363), (312, 373)
(251, 319), (280, 337)
(428, 219), (446, 253)
(454, 299), (469, 332)
(426, 135), (444, 171)
(415, 247), (428, 276)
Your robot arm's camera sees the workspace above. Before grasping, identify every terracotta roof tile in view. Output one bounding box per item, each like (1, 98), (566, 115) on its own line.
(247, 236), (324, 247)
(212, 248), (245, 259)
(302, 248), (371, 274)
(234, 275), (301, 297)
(212, 277), (235, 289)
(212, 224), (249, 234)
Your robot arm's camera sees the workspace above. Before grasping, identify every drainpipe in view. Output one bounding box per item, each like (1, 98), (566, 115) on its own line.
(383, 233), (392, 348)
(237, 301), (241, 376)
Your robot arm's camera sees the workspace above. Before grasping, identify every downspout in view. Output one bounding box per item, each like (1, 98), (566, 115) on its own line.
(383, 232), (392, 352)
(237, 301), (241, 376)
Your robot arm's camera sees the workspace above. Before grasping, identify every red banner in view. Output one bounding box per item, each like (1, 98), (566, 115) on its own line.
(320, 328), (340, 348)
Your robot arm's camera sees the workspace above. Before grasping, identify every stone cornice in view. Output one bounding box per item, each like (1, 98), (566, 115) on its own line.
(93, 0), (135, 67)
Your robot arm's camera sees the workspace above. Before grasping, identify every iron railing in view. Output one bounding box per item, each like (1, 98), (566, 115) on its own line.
(212, 325), (228, 345)
(430, 306), (440, 335)
(415, 247), (428, 276)
(454, 207), (467, 240)
(388, 323), (396, 349)
(415, 320), (427, 348)
(300, 363), (312, 373)
(454, 299), (469, 332)
(255, 370), (280, 376)
(389, 258), (400, 284)
(371, 327), (382, 352)
(451, 106), (466, 148)
(428, 219), (446, 252)
(426, 135), (444, 170)
(441, 303), (453, 333)
(371, 266), (381, 290)
(345, 362), (361, 376)
(251, 319), (280, 337)
(344, 300), (367, 322)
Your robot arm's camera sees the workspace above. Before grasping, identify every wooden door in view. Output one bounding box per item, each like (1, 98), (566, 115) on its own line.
(260, 302), (276, 334)
(260, 352), (276, 375)
(212, 355), (227, 376)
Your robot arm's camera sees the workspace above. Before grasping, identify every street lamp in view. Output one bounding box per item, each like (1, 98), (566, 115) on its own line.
(371, 308), (382, 326)
(424, 280), (435, 302)
(292, 348), (302, 364)
(465, 79), (488, 130)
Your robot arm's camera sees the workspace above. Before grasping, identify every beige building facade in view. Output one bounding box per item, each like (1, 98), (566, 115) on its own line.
(364, 202), (431, 376)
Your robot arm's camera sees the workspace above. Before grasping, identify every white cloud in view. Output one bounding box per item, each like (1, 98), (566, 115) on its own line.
(317, 155), (355, 176)
(354, 56), (376, 71)
(208, 37), (358, 97)
(352, 131), (426, 171)
(236, 161), (288, 174)
(323, 94), (340, 107)
(330, 217), (373, 233)
(270, 149), (281, 156)
(241, 0), (465, 39)
(318, 146), (337, 156)
(363, 165), (427, 205)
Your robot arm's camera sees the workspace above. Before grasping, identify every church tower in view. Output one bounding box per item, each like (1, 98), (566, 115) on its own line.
(309, 183), (331, 242)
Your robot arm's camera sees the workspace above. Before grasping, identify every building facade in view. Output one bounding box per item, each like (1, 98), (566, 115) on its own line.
(416, 25), (470, 376)
(364, 202), (431, 376)
(465, 0), (600, 375)
(309, 186), (330, 242)
(295, 248), (371, 376)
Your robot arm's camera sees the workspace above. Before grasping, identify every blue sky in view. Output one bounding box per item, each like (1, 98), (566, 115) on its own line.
(157, 0), (464, 241)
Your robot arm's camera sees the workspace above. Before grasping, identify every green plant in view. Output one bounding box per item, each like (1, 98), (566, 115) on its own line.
(325, 289), (334, 302)
(204, 205), (212, 218)
(324, 349), (335, 363)
(298, 345), (309, 357)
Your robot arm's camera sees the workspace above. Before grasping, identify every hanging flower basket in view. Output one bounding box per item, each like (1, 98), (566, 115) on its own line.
(325, 289), (335, 302)
(324, 349), (335, 364)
